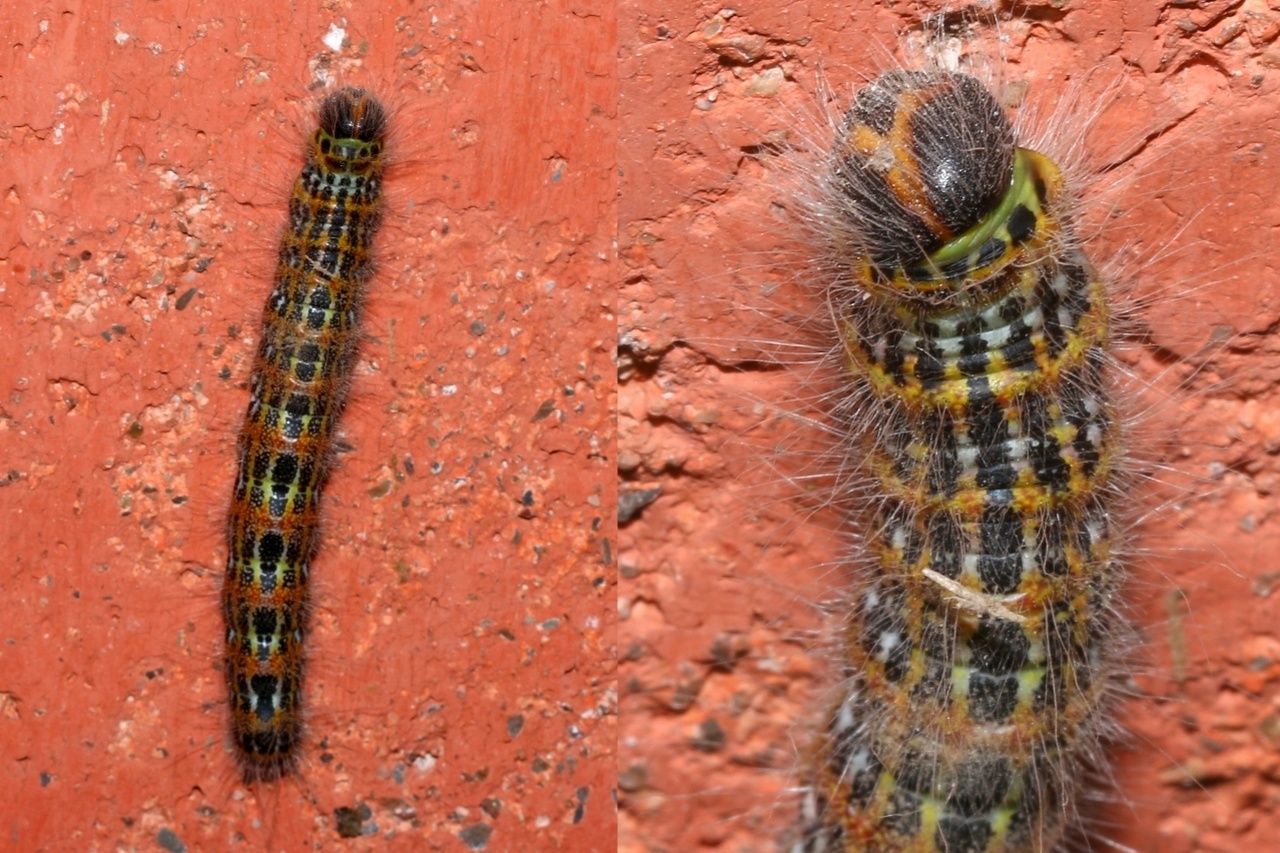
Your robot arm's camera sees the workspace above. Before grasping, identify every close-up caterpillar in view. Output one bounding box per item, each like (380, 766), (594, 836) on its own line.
(794, 66), (1119, 853)
(619, 2), (1280, 852)
(222, 86), (388, 782)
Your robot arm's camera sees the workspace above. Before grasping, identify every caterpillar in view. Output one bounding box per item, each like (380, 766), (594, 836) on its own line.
(793, 68), (1125, 852)
(222, 87), (388, 782)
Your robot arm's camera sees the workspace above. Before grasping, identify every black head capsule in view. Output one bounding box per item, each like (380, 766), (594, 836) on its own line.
(833, 71), (1016, 274)
(319, 87), (388, 144)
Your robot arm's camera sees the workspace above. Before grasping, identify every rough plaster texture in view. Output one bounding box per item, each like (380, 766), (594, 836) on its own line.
(619, 1), (1280, 852)
(3, 2), (617, 850)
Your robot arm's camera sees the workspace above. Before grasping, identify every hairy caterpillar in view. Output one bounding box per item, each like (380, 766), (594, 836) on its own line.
(792, 65), (1124, 853)
(616, 3), (1280, 852)
(222, 86), (388, 782)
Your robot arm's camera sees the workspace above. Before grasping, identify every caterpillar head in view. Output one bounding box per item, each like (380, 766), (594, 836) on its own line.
(832, 71), (1066, 304)
(319, 87), (389, 144)
(834, 72), (1016, 280)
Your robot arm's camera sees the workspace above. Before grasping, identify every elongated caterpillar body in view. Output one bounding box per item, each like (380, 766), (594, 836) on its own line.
(222, 87), (388, 782)
(794, 70), (1123, 851)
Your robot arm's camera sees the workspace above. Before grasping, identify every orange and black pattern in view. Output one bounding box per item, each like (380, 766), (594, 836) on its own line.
(222, 88), (387, 782)
(797, 72), (1120, 851)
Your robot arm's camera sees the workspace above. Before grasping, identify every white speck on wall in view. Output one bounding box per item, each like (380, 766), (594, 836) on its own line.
(114, 30), (129, 46)
(323, 23), (346, 51)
